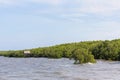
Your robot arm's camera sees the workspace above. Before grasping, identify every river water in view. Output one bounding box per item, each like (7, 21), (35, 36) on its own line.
(0, 57), (119, 80)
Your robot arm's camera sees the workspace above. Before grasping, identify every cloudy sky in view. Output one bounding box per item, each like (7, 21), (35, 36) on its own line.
(0, 0), (120, 50)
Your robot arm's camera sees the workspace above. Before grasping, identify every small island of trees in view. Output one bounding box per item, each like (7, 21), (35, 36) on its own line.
(1, 39), (120, 64)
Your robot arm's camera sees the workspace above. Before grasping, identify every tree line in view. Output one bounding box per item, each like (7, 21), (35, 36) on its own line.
(1, 39), (120, 64)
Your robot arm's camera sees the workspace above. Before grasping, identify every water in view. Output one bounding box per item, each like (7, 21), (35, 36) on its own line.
(0, 57), (120, 80)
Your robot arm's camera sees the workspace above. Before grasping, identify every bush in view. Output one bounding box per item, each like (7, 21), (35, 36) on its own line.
(72, 48), (96, 64)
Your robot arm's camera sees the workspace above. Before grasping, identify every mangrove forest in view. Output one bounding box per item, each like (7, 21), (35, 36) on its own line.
(1, 39), (120, 64)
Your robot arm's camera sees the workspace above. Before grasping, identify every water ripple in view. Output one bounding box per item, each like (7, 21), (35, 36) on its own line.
(0, 57), (119, 80)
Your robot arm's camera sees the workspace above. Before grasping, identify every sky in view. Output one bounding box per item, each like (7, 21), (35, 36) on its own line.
(0, 0), (120, 50)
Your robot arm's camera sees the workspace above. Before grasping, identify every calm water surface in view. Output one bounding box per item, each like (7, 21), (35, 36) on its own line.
(0, 57), (120, 80)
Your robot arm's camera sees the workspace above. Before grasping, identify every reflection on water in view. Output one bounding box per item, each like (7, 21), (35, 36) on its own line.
(0, 57), (119, 80)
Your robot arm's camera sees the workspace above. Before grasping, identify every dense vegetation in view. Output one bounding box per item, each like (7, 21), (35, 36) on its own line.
(1, 39), (120, 64)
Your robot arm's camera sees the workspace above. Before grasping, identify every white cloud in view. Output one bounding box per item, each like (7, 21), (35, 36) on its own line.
(1, 0), (120, 16)
(30, 0), (63, 5)
(0, 0), (63, 6)
(0, 0), (16, 5)
(35, 0), (120, 16)
(61, 13), (87, 18)
(79, 0), (120, 15)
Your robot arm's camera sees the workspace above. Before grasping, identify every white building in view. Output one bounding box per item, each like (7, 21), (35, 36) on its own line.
(24, 50), (31, 54)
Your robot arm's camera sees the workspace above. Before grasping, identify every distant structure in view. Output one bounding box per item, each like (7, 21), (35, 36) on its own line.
(24, 50), (31, 55)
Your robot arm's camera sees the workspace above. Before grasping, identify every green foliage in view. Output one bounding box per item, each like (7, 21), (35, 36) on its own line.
(72, 48), (96, 64)
(3, 51), (25, 57)
(1, 39), (120, 64)
(92, 40), (120, 60)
